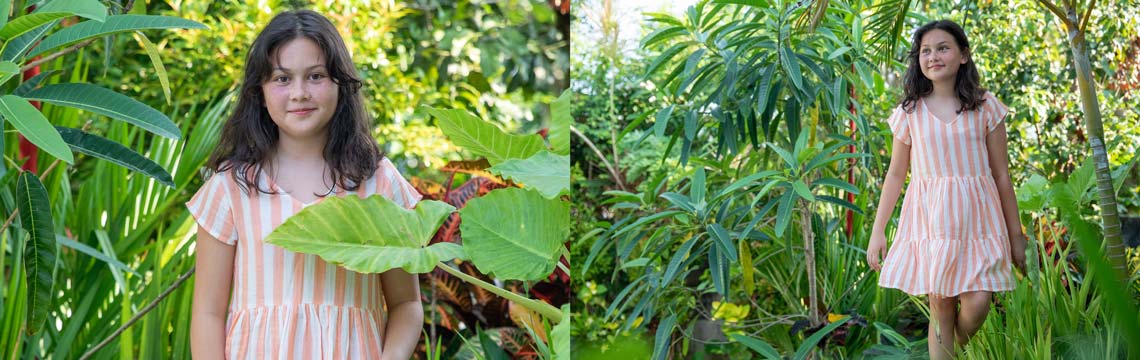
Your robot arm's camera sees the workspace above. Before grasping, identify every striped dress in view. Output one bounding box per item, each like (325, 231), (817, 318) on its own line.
(186, 158), (422, 359)
(878, 92), (1016, 298)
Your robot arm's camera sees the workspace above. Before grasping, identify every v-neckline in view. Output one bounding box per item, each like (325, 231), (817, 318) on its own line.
(261, 168), (335, 207)
(922, 97), (960, 125)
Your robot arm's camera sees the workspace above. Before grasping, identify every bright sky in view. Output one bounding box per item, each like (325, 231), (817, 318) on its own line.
(574, 0), (699, 58)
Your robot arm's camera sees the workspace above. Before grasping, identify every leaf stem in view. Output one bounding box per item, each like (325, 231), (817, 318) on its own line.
(436, 262), (563, 322)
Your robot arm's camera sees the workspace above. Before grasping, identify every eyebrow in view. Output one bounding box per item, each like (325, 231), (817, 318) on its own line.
(271, 64), (326, 73)
(921, 41), (949, 48)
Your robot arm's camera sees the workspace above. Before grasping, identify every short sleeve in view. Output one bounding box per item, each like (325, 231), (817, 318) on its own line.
(886, 106), (911, 145)
(186, 172), (239, 245)
(379, 158), (423, 209)
(985, 92), (1010, 133)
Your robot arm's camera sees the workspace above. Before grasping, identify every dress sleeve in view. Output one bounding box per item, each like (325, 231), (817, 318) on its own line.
(985, 92), (1010, 133)
(887, 106), (911, 145)
(379, 158), (423, 209)
(186, 171), (239, 245)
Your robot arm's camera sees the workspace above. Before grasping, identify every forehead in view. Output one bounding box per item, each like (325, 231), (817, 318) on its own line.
(269, 37), (326, 69)
(919, 29), (958, 47)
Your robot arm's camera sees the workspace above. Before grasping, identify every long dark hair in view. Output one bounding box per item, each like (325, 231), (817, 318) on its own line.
(206, 9), (381, 196)
(899, 20), (986, 114)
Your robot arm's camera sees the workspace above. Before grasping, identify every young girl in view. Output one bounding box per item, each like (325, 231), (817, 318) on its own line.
(866, 20), (1028, 359)
(186, 10), (423, 359)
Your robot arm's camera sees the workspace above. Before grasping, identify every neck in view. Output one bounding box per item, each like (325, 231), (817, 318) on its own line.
(930, 78), (956, 99)
(274, 133), (327, 164)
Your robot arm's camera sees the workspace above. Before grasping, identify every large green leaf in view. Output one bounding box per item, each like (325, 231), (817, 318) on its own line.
(26, 15), (206, 59)
(24, 83), (181, 140)
(264, 195), (460, 274)
(0, 20), (58, 61)
(132, 32), (172, 104)
(55, 126), (174, 187)
(0, 12), (71, 40)
(487, 151), (569, 199)
(35, 0), (107, 22)
(551, 304), (570, 360)
(0, 95), (73, 164)
(548, 91), (570, 155)
(460, 187), (568, 281)
(424, 106), (544, 166)
(18, 172), (56, 336)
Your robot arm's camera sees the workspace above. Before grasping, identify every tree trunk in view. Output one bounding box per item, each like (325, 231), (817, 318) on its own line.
(1064, 6), (1128, 278)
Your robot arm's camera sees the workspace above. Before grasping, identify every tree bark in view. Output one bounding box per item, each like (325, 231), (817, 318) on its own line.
(1063, 5), (1128, 278)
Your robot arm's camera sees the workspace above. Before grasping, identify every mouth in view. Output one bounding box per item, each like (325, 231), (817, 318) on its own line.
(928, 65), (945, 70)
(288, 108), (317, 116)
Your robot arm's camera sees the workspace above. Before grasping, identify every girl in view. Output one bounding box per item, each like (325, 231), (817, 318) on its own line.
(187, 10), (423, 359)
(866, 20), (1028, 359)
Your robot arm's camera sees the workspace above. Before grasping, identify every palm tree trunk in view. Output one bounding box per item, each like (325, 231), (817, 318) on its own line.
(1061, 4), (1128, 278)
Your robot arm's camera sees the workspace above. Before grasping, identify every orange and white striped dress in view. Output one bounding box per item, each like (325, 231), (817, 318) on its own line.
(186, 158), (422, 359)
(878, 92), (1016, 298)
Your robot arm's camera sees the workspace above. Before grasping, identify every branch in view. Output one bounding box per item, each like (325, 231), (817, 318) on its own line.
(20, 38), (97, 73)
(1079, 0), (1096, 33)
(1035, 0), (1077, 29)
(570, 125), (628, 191)
(79, 267), (196, 360)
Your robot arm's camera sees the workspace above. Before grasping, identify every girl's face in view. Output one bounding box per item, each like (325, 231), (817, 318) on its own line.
(918, 29), (968, 83)
(262, 37), (338, 142)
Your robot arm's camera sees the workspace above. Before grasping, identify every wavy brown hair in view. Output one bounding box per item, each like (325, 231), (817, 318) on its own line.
(899, 20), (987, 114)
(205, 9), (381, 196)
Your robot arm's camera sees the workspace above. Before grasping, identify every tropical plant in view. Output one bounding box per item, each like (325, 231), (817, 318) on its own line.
(0, 1), (207, 358)
(264, 93), (572, 359)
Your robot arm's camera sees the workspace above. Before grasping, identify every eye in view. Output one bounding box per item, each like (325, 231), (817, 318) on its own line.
(272, 75), (290, 84)
(308, 73), (327, 81)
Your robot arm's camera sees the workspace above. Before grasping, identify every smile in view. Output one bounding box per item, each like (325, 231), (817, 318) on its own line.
(288, 108), (317, 115)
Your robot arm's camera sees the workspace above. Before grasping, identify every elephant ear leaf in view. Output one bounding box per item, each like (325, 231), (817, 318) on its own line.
(264, 195), (461, 274)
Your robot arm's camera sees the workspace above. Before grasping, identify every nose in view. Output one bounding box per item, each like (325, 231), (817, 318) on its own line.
(289, 81), (311, 101)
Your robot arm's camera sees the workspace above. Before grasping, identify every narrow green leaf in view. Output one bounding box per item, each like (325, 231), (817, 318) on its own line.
(755, 63), (776, 116)
(768, 143), (797, 169)
(645, 43), (688, 78)
(24, 83), (181, 140)
(0, 61), (19, 86)
(56, 235), (139, 277)
(709, 239), (728, 296)
(55, 126), (174, 187)
(827, 46), (852, 60)
(264, 196), (459, 274)
(663, 234), (698, 286)
(13, 70), (57, 97)
(654, 105), (674, 138)
(424, 106), (544, 166)
(478, 327), (511, 360)
(548, 91), (571, 155)
(775, 190), (794, 237)
(792, 179), (815, 202)
(691, 167), (706, 208)
(781, 45), (802, 91)
(0, 20), (58, 61)
(740, 238), (754, 297)
(18, 172), (56, 336)
(707, 223), (737, 262)
(620, 258), (651, 270)
(0, 0), (9, 30)
(716, 170), (779, 199)
(26, 15), (206, 59)
(132, 32), (171, 105)
(0, 95), (73, 164)
(460, 188), (569, 281)
(729, 333), (781, 359)
(813, 177), (858, 195)
(652, 314), (677, 360)
(35, 0), (107, 22)
(641, 26), (686, 49)
(793, 316), (850, 360)
(0, 12), (71, 40)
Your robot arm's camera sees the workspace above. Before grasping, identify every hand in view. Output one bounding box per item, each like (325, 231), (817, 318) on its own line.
(1010, 233), (1027, 273)
(867, 233), (887, 271)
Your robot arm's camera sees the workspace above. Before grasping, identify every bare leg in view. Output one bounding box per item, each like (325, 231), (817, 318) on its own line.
(928, 295), (959, 360)
(955, 291), (992, 346)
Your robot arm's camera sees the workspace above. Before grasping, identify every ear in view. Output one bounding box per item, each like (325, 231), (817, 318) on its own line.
(961, 48), (970, 64)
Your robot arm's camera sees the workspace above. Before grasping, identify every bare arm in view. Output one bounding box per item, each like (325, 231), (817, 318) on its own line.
(190, 225), (235, 359)
(868, 137), (911, 271)
(987, 122), (1027, 271)
(379, 269), (423, 360)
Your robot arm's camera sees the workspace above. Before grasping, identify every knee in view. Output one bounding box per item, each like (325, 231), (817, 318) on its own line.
(929, 296), (959, 315)
(960, 292), (992, 316)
